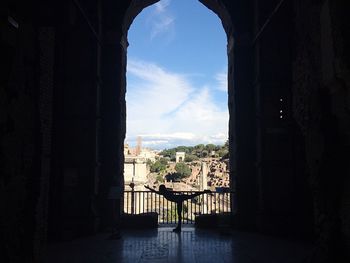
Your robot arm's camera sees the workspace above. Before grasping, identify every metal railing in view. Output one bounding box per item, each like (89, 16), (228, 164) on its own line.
(123, 190), (233, 224)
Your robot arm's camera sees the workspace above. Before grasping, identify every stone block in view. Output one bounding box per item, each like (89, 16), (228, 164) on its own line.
(121, 212), (158, 229)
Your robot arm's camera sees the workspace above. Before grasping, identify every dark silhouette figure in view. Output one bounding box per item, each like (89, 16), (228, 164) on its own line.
(145, 184), (211, 232)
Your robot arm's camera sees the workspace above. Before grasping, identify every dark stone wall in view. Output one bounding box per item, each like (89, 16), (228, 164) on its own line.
(0, 0), (349, 262)
(253, 0), (314, 237)
(225, 0), (258, 231)
(0, 1), (50, 262)
(49, 0), (101, 241)
(292, 0), (350, 261)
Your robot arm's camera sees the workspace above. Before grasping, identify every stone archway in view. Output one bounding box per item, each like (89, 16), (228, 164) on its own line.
(121, 0), (235, 190)
(100, 0), (257, 230)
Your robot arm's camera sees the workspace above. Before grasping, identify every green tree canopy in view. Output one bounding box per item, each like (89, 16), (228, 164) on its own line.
(159, 142), (229, 161)
(150, 160), (166, 173)
(201, 150), (209, 157)
(205, 144), (216, 152)
(184, 154), (199, 162)
(175, 162), (191, 178)
(159, 157), (168, 166)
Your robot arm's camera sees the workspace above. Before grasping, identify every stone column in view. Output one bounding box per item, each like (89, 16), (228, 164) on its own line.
(100, 21), (127, 230)
(200, 162), (208, 214)
(229, 31), (257, 230)
(200, 162), (208, 191)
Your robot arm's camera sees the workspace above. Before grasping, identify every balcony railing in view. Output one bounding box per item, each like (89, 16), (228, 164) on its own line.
(123, 190), (233, 224)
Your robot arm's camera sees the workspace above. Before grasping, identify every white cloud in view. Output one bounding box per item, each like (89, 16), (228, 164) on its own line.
(126, 59), (228, 149)
(142, 140), (170, 146)
(150, 16), (175, 40)
(215, 71), (227, 92)
(140, 133), (197, 140)
(127, 59), (192, 116)
(139, 133), (214, 145)
(147, 0), (175, 41)
(136, 133), (228, 149)
(155, 0), (171, 13)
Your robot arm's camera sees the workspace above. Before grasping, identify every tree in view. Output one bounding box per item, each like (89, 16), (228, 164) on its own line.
(201, 150), (208, 158)
(184, 154), (199, 162)
(190, 144), (205, 157)
(159, 141), (229, 161)
(150, 160), (166, 173)
(224, 139), (229, 148)
(176, 146), (191, 153)
(217, 148), (229, 158)
(205, 144), (216, 152)
(156, 174), (164, 183)
(159, 157), (168, 166)
(175, 162), (191, 178)
(218, 139), (229, 158)
(165, 172), (181, 182)
(146, 159), (153, 167)
(194, 144), (205, 151)
(160, 148), (176, 160)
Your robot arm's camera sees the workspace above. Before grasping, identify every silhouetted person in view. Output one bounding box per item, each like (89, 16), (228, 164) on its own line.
(145, 184), (211, 232)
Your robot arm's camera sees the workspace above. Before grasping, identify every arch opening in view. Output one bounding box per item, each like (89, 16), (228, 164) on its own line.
(121, 0), (235, 225)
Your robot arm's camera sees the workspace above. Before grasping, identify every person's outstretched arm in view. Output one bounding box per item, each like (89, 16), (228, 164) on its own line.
(186, 189), (211, 199)
(144, 185), (160, 194)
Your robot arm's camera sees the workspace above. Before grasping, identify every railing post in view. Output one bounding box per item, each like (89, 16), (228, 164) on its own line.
(123, 190), (234, 225)
(129, 182), (135, 214)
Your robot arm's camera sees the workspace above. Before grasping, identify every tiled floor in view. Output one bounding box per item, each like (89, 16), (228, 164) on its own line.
(45, 227), (313, 263)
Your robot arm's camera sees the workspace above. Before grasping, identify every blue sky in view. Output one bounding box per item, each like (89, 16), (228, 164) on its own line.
(126, 0), (228, 149)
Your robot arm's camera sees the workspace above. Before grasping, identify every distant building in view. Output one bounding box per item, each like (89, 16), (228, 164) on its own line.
(175, 152), (185, 163)
(124, 144), (136, 156)
(139, 148), (156, 162)
(123, 143), (158, 188)
(124, 157), (148, 184)
(124, 144), (131, 156)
